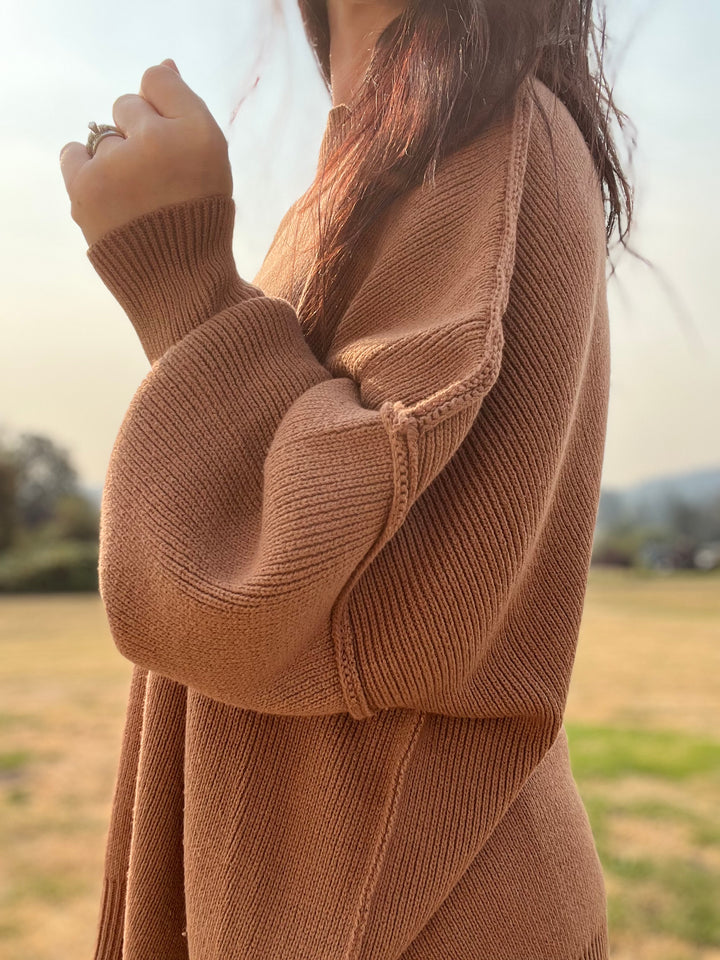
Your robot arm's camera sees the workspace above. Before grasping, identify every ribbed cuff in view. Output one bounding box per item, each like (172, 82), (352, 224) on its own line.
(86, 194), (264, 364)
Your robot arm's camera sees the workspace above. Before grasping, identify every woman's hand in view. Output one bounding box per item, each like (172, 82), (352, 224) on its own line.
(59, 60), (233, 248)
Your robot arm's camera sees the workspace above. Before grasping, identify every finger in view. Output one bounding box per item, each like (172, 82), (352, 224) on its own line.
(138, 62), (208, 119)
(59, 129), (124, 191)
(112, 92), (157, 134)
(59, 141), (91, 191)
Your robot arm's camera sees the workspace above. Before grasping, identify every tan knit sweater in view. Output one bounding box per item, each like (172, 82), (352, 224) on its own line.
(86, 76), (611, 960)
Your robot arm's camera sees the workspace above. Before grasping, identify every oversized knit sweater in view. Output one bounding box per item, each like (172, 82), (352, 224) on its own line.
(86, 75), (611, 960)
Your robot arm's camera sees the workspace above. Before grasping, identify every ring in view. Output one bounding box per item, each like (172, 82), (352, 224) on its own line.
(86, 121), (126, 158)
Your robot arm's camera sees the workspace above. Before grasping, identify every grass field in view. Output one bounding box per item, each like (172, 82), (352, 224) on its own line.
(0, 565), (718, 959)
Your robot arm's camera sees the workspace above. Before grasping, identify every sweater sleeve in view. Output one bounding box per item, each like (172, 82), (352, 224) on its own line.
(88, 91), (535, 720)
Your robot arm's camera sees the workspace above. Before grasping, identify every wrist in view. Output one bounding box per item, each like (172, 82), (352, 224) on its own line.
(86, 193), (262, 364)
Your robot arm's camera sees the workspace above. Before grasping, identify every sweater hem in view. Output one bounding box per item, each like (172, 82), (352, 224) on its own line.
(578, 921), (610, 960)
(92, 874), (125, 960)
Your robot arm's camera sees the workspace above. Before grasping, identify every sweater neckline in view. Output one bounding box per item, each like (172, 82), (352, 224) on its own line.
(318, 102), (353, 166)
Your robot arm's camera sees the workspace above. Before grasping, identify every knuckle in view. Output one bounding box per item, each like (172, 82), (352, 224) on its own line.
(141, 64), (164, 87)
(113, 92), (136, 111)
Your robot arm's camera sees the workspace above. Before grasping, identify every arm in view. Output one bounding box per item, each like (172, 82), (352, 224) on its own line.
(88, 89), (535, 720)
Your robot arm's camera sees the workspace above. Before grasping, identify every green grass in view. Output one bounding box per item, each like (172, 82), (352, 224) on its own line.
(567, 723), (720, 781)
(0, 750), (32, 775)
(567, 721), (720, 950)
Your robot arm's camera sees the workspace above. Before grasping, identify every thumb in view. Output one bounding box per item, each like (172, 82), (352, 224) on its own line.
(161, 58), (181, 77)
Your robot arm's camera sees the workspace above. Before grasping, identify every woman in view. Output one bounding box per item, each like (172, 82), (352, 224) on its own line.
(59, 1), (632, 958)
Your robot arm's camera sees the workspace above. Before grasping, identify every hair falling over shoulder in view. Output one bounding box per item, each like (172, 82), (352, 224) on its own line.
(293, 0), (635, 362)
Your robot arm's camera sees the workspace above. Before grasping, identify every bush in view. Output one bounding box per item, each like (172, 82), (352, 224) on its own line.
(591, 524), (670, 568)
(39, 493), (100, 542)
(0, 540), (99, 593)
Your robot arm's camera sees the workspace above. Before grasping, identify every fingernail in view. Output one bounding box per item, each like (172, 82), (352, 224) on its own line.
(162, 58), (180, 76)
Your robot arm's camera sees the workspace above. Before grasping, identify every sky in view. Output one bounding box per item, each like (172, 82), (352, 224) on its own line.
(0, 0), (718, 492)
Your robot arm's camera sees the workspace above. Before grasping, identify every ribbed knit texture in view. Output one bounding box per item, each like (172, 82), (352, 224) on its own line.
(86, 76), (611, 959)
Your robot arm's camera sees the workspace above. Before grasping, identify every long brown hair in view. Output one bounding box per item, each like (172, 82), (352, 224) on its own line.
(293, 0), (634, 362)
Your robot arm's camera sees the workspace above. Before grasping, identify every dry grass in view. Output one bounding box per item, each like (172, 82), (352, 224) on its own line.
(567, 566), (720, 737)
(0, 567), (718, 959)
(566, 566), (720, 960)
(0, 594), (131, 960)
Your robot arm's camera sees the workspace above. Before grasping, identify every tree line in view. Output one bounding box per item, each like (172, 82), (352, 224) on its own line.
(0, 427), (99, 591)
(1, 424), (718, 591)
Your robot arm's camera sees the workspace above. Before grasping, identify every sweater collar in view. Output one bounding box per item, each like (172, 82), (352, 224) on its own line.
(318, 102), (353, 167)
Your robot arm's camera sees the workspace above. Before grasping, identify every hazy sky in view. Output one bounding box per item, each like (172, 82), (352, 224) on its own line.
(0, 0), (718, 491)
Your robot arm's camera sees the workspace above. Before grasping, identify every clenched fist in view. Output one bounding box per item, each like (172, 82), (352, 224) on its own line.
(59, 59), (233, 248)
